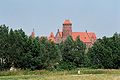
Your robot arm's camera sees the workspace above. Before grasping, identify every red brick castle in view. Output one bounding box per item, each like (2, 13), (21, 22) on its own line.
(48, 20), (97, 47)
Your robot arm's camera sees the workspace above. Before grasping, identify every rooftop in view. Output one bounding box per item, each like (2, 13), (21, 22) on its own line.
(63, 20), (72, 25)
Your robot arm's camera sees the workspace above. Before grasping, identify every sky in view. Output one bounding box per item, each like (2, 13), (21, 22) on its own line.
(0, 0), (120, 38)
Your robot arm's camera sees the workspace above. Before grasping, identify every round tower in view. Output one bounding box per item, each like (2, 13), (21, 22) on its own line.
(62, 20), (72, 40)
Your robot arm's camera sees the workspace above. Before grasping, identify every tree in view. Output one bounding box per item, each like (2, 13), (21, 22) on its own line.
(73, 36), (86, 67)
(39, 37), (62, 69)
(88, 39), (113, 68)
(87, 33), (120, 69)
(61, 36), (75, 62)
(14, 29), (29, 69)
(58, 36), (86, 70)
(0, 25), (9, 70)
(110, 33), (120, 68)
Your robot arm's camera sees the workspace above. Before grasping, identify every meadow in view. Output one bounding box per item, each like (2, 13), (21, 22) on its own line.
(0, 69), (120, 80)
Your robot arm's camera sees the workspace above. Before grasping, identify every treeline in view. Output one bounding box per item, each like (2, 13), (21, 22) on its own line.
(0, 25), (120, 71)
(88, 34), (120, 69)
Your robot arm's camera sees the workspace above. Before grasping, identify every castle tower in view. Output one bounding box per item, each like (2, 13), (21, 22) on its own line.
(31, 28), (35, 38)
(48, 32), (55, 42)
(62, 20), (72, 40)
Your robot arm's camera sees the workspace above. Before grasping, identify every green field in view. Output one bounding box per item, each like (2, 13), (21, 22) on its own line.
(0, 69), (120, 80)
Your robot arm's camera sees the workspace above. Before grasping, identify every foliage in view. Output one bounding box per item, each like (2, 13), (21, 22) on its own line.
(58, 36), (86, 70)
(0, 25), (9, 70)
(0, 24), (120, 71)
(87, 33), (120, 69)
(0, 25), (62, 70)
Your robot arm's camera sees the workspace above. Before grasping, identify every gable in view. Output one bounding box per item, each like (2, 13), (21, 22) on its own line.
(55, 32), (62, 38)
(48, 32), (55, 42)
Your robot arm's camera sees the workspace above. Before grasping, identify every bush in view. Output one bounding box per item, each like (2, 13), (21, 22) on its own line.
(56, 61), (77, 70)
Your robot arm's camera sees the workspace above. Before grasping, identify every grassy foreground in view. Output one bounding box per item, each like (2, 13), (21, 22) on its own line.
(0, 69), (120, 80)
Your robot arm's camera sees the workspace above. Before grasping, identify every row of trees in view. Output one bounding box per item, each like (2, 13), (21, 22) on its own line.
(0, 25), (120, 71)
(0, 25), (62, 70)
(87, 33), (120, 69)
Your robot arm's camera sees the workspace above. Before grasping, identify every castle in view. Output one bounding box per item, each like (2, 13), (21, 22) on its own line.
(31, 20), (97, 47)
(48, 20), (96, 47)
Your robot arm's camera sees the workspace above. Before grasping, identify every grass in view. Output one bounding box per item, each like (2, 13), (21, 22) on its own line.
(0, 69), (120, 80)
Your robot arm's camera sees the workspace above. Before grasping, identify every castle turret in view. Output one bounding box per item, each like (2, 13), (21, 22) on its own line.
(48, 32), (55, 42)
(62, 20), (72, 40)
(31, 28), (35, 38)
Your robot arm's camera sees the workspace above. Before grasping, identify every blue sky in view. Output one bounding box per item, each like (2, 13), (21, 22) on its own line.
(0, 0), (120, 38)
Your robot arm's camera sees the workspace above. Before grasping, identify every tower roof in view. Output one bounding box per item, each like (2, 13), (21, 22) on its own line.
(48, 32), (55, 42)
(63, 20), (72, 25)
(31, 28), (35, 38)
(49, 32), (54, 38)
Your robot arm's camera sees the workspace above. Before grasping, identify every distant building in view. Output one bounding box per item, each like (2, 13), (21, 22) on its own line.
(48, 20), (97, 47)
(30, 20), (97, 47)
(31, 28), (35, 38)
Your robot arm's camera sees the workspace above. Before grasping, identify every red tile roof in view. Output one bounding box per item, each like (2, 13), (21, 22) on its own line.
(59, 32), (62, 37)
(72, 32), (96, 43)
(48, 32), (55, 42)
(58, 32), (96, 43)
(63, 20), (72, 25)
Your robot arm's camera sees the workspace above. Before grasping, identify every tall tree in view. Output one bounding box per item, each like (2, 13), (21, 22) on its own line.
(59, 36), (86, 70)
(0, 25), (9, 70)
(39, 37), (62, 69)
(73, 36), (86, 67)
(87, 33), (120, 69)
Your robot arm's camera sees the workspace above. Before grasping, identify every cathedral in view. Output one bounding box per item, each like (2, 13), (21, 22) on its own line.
(48, 20), (97, 47)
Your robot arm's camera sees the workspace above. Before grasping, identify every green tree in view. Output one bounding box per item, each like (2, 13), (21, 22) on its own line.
(87, 33), (120, 69)
(58, 36), (86, 70)
(39, 37), (62, 69)
(88, 39), (113, 68)
(0, 25), (9, 70)
(73, 36), (86, 67)
(110, 33), (120, 68)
